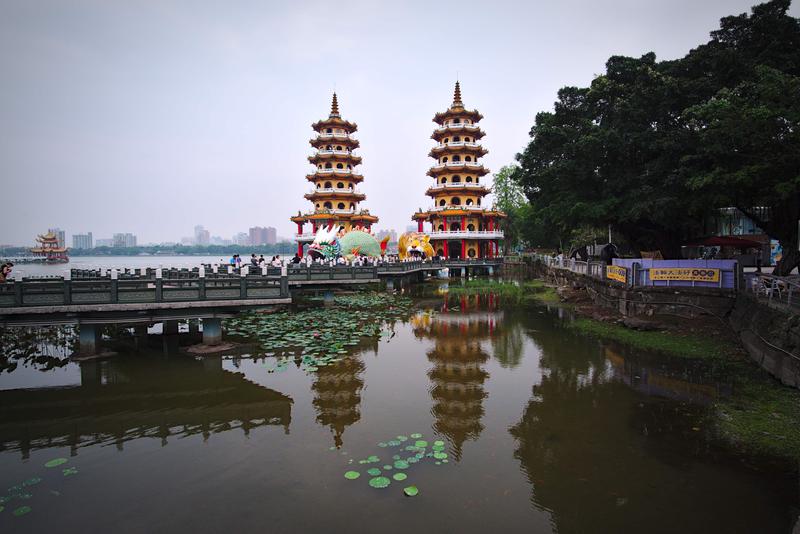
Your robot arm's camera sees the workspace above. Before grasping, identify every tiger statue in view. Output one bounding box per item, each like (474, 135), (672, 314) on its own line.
(398, 232), (435, 260)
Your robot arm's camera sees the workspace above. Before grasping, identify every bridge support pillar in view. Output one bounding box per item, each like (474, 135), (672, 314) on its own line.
(488, 266), (494, 276)
(324, 290), (335, 305)
(203, 318), (222, 346)
(163, 320), (179, 335)
(386, 279), (395, 291)
(187, 319), (199, 334)
(79, 324), (100, 355)
(134, 324), (148, 351)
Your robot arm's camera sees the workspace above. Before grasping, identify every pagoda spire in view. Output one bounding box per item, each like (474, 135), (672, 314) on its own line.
(330, 92), (340, 118)
(452, 81), (463, 109)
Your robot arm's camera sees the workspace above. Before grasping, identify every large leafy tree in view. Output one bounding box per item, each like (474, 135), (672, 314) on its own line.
(514, 0), (800, 269)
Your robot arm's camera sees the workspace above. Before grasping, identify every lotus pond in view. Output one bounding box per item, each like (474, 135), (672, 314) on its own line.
(0, 282), (798, 533)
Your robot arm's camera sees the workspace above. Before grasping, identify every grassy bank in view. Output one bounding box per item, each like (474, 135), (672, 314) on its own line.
(566, 318), (734, 360)
(447, 279), (560, 303)
(568, 315), (800, 459)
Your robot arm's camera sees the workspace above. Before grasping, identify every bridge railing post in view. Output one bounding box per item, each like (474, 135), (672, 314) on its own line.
(198, 266), (206, 300)
(13, 281), (22, 306)
(155, 269), (163, 302)
(281, 266), (289, 297)
(110, 269), (118, 303)
(64, 279), (72, 305)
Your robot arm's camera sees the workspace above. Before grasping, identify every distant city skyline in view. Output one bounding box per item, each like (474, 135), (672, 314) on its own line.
(3, 0), (794, 245)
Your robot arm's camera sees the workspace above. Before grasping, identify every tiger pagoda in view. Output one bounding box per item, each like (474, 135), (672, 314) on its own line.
(412, 82), (505, 259)
(291, 93), (378, 256)
(30, 231), (69, 262)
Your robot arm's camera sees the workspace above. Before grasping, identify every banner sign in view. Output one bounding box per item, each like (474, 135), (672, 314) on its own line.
(650, 267), (720, 282)
(606, 265), (627, 283)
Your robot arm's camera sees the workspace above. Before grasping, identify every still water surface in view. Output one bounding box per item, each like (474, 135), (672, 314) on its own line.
(0, 289), (797, 533)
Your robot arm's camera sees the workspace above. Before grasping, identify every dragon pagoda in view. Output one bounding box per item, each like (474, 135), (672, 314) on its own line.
(291, 93), (378, 257)
(412, 82), (505, 259)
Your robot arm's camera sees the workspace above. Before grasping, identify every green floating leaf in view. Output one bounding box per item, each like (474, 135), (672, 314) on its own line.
(404, 486), (419, 497)
(407, 457), (419, 464)
(392, 454), (401, 460)
(393, 460), (409, 470)
(410, 433), (422, 439)
(367, 455), (379, 463)
(63, 467), (78, 476)
(366, 468), (382, 476)
(397, 435), (408, 442)
(0, 505), (4, 513)
(44, 458), (68, 468)
(433, 452), (447, 460)
(392, 473), (407, 482)
(12, 506), (31, 516)
(22, 478), (41, 487)
(377, 442), (388, 448)
(433, 440), (445, 447)
(344, 471), (360, 480)
(414, 441), (428, 448)
(382, 465), (393, 471)
(387, 440), (401, 447)
(369, 476), (391, 489)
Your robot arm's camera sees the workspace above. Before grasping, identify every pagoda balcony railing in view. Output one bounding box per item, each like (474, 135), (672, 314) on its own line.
(431, 162), (485, 170)
(427, 183), (486, 191)
(427, 230), (504, 240)
(314, 168), (355, 175)
(426, 205), (488, 212)
(316, 132), (352, 140)
(295, 233), (317, 242)
(315, 149), (354, 156)
(435, 123), (480, 132)
(308, 188), (361, 194)
(434, 141), (482, 149)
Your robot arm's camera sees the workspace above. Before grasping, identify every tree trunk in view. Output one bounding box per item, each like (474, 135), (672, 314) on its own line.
(774, 245), (800, 276)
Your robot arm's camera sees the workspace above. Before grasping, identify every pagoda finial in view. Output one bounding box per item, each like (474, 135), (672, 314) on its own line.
(452, 80), (463, 108)
(330, 92), (340, 118)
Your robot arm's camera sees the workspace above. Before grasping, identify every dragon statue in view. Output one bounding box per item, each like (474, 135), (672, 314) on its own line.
(398, 232), (435, 260)
(308, 225), (389, 260)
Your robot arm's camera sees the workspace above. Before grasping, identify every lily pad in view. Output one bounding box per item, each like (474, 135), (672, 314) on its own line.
(414, 440), (428, 448)
(404, 485), (419, 497)
(392, 472), (408, 481)
(393, 460), (409, 470)
(410, 433), (422, 439)
(44, 458), (68, 468)
(344, 471), (360, 480)
(369, 476), (391, 489)
(12, 506), (31, 516)
(433, 452), (448, 460)
(433, 440), (445, 447)
(397, 435), (408, 441)
(383, 465), (393, 471)
(366, 468), (381, 476)
(366, 455), (380, 463)
(377, 442), (388, 448)
(63, 467), (78, 476)
(22, 478), (41, 487)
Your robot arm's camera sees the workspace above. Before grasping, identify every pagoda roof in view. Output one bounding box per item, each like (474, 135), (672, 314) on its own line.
(310, 135), (360, 149)
(433, 82), (483, 124)
(308, 152), (362, 165)
(311, 93), (358, 132)
(427, 164), (490, 177)
(425, 184), (490, 197)
(307, 171), (364, 183)
(429, 143), (488, 158)
(304, 191), (366, 202)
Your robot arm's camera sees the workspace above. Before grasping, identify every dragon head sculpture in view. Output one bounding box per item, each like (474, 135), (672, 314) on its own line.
(308, 225), (342, 259)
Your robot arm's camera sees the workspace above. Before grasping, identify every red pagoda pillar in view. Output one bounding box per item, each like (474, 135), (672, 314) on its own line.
(418, 220), (423, 232)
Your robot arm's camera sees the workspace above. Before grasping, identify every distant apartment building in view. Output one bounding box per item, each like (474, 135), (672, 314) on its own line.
(233, 232), (250, 246)
(96, 238), (114, 247)
(72, 232), (93, 249)
(48, 228), (66, 248)
(211, 235), (232, 246)
(249, 226), (277, 246)
(112, 233), (137, 248)
(194, 225), (210, 245)
(376, 229), (398, 243)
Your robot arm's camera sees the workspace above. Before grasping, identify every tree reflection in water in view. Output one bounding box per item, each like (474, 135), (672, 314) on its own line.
(0, 326), (76, 374)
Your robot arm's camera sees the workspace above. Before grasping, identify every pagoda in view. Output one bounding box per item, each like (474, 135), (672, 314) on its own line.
(30, 231), (68, 262)
(412, 82), (505, 259)
(291, 93), (378, 256)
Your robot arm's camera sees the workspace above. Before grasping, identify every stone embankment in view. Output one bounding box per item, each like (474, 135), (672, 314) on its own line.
(528, 261), (800, 388)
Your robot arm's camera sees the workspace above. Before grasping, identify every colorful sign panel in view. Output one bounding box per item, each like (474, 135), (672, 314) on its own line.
(650, 267), (720, 282)
(606, 265), (627, 283)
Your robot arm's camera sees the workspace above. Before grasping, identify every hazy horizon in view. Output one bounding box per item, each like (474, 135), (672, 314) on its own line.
(3, 0), (796, 246)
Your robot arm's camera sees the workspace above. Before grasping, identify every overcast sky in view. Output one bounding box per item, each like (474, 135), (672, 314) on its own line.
(2, 0), (796, 245)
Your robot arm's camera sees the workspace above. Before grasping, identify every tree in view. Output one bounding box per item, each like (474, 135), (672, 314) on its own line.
(514, 0), (800, 265)
(686, 66), (800, 275)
